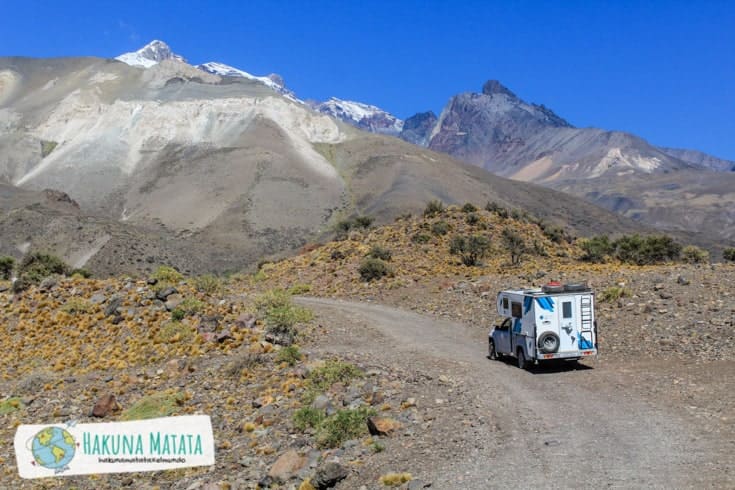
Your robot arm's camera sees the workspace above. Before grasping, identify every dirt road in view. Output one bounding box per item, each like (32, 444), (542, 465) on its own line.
(297, 297), (728, 489)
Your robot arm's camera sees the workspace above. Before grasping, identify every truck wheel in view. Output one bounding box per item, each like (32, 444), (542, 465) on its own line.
(488, 340), (500, 361)
(517, 349), (528, 370)
(538, 331), (560, 353)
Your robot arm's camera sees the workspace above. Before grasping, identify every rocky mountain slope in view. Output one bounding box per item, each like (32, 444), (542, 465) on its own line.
(0, 50), (653, 276)
(393, 80), (735, 243)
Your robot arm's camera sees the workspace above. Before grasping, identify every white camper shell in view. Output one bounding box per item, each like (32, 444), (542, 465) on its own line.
(488, 283), (597, 368)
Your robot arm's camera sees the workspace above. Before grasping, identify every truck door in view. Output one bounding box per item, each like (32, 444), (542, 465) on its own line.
(557, 296), (579, 352)
(494, 318), (512, 354)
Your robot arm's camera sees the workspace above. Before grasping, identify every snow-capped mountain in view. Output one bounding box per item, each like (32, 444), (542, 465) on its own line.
(115, 40), (186, 68)
(196, 61), (296, 99)
(311, 97), (404, 135)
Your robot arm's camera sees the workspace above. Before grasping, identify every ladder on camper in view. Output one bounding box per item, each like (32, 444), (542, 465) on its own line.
(579, 295), (594, 349)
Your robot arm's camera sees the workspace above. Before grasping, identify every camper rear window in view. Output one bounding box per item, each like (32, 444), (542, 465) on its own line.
(563, 301), (572, 319)
(511, 302), (522, 318)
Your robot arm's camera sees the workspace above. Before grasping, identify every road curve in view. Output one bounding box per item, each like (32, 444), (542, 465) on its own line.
(297, 296), (714, 489)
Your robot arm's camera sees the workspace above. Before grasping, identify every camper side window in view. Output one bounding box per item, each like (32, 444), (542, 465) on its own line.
(562, 301), (572, 319)
(511, 302), (522, 318)
(502, 297), (509, 309)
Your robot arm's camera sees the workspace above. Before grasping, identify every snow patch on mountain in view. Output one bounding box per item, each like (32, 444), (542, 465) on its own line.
(115, 40), (186, 68)
(313, 97), (404, 135)
(196, 61), (297, 100)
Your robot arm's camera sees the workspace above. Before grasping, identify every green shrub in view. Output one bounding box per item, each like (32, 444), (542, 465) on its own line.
(179, 297), (205, 315)
(411, 233), (431, 244)
(532, 240), (549, 257)
(194, 274), (223, 295)
(70, 268), (92, 278)
(307, 360), (363, 393)
(288, 283), (312, 295)
(255, 289), (293, 314)
(367, 246), (392, 261)
(120, 390), (184, 421)
(485, 201), (510, 219)
(0, 256), (15, 280)
(276, 345), (302, 366)
(614, 234), (681, 265)
(510, 209), (523, 221)
(60, 297), (92, 314)
(152, 265), (183, 284)
(335, 219), (354, 234)
(0, 397), (24, 415)
(315, 407), (376, 448)
(449, 234), (490, 266)
(17, 252), (70, 284)
(540, 223), (566, 243)
(461, 203), (478, 213)
(292, 407), (326, 431)
(171, 309), (186, 321)
(359, 258), (392, 281)
(723, 248), (735, 262)
(600, 286), (630, 302)
(370, 440), (386, 453)
(501, 228), (526, 265)
(353, 215), (374, 229)
(465, 213), (480, 225)
(40, 140), (57, 157)
(580, 235), (614, 263)
(423, 200), (445, 217)
(431, 221), (450, 236)
(681, 245), (709, 264)
(266, 305), (313, 337)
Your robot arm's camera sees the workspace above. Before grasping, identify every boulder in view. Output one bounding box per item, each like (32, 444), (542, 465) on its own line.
(367, 416), (402, 436)
(268, 450), (307, 483)
(92, 394), (118, 417)
(312, 462), (348, 489)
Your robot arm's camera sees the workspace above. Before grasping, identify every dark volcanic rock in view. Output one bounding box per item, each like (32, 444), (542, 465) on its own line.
(482, 79), (517, 98)
(312, 462), (349, 489)
(400, 111), (437, 147)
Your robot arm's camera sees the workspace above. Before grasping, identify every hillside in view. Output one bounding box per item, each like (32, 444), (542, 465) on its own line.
(0, 56), (654, 276)
(1, 208), (733, 488)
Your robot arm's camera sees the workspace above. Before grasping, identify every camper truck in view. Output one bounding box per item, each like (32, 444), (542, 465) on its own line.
(488, 282), (597, 369)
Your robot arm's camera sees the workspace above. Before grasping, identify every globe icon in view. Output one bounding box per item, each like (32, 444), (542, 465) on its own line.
(30, 427), (76, 470)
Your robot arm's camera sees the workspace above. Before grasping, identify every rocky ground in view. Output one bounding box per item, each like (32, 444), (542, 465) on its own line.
(1, 208), (733, 488)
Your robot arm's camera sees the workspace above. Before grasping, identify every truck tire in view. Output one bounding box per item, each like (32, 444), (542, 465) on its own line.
(488, 339), (498, 360)
(564, 282), (588, 292)
(538, 331), (560, 353)
(517, 349), (528, 370)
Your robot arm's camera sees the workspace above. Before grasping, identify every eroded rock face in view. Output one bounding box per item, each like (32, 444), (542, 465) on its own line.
(400, 111), (437, 147)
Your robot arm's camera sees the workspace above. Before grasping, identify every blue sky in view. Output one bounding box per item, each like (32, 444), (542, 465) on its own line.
(2, 0), (734, 160)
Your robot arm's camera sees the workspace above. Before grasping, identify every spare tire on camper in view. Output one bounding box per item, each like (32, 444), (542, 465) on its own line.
(538, 331), (560, 353)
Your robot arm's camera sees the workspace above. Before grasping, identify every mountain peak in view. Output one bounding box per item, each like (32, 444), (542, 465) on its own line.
(312, 98), (404, 135)
(115, 40), (186, 68)
(482, 80), (516, 98)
